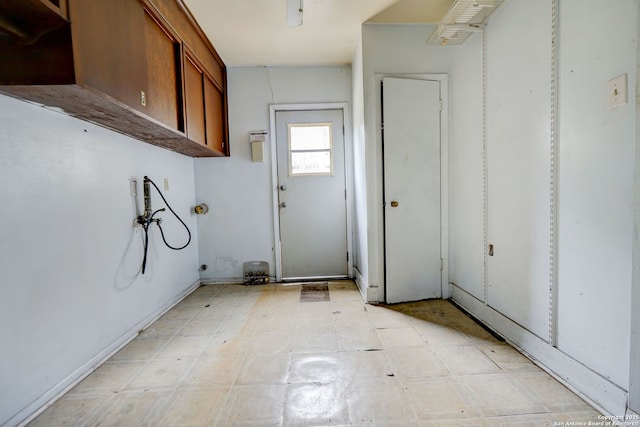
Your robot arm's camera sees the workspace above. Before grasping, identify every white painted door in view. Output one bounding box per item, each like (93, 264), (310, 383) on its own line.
(383, 77), (442, 303)
(275, 109), (348, 279)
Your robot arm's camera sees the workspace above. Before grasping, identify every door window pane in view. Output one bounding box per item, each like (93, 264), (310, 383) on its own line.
(288, 123), (333, 176)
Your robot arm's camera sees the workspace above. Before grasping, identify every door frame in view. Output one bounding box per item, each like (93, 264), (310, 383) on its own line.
(269, 102), (354, 282)
(375, 73), (449, 302)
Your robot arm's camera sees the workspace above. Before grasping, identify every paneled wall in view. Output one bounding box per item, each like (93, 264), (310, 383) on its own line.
(449, 0), (637, 415)
(485, 0), (552, 341)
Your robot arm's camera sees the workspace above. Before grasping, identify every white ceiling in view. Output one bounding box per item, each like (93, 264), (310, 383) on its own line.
(182, 0), (455, 66)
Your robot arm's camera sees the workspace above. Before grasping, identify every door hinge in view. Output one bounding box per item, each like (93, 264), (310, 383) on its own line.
(439, 100), (443, 112)
(440, 258), (444, 271)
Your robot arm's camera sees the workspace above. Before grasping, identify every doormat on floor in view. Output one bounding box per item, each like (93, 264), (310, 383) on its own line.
(300, 283), (330, 302)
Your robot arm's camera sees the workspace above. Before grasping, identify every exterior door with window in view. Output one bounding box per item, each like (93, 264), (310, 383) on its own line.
(275, 109), (348, 279)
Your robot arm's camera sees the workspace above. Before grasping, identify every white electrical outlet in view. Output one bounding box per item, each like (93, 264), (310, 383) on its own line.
(164, 178), (170, 191)
(608, 73), (628, 109)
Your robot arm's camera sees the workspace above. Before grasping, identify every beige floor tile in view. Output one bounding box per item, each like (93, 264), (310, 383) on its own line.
(68, 362), (142, 395)
(254, 314), (298, 333)
(336, 328), (383, 351)
(339, 350), (394, 379)
(483, 413), (560, 427)
(26, 281), (604, 427)
(91, 390), (167, 427)
(387, 347), (449, 378)
(110, 337), (167, 362)
(127, 358), (193, 390)
(345, 377), (416, 424)
(510, 371), (593, 412)
(295, 313), (335, 332)
(403, 377), (480, 420)
(293, 328), (339, 353)
(220, 317), (260, 336)
(420, 419), (490, 426)
(460, 373), (544, 416)
(155, 335), (207, 360)
(28, 395), (108, 427)
(201, 333), (251, 358)
(222, 384), (286, 425)
(289, 353), (342, 383)
(376, 327), (426, 348)
(250, 330), (295, 355)
(367, 308), (412, 329)
(415, 322), (472, 346)
(333, 311), (372, 330)
(480, 344), (541, 372)
(236, 353), (291, 385)
(284, 381), (349, 426)
(156, 386), (227, 426)
(554, 410), (616, 424)
(432, 344), (502, 375)
(181, 355), (242, 386)
(330, 300), (369, 315)
(178, 315), (223, 336)
(138, 318), (187, 338)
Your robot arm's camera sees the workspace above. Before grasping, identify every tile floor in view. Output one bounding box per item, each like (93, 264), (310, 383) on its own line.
(28, 280), (604, 426)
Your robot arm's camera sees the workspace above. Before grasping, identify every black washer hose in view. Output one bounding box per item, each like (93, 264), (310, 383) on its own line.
(140, 176), (192, 274)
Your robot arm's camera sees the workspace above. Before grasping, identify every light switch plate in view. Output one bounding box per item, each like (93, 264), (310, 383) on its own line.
(608, 73), (628, 108)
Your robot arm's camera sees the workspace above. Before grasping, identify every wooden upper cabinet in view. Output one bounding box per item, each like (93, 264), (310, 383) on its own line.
(69, 0), (146, 111)
(205, 76), (227, 154)
(0, 0), (228, 158)
(183, 49), (228, 154)
(184, 54), (207, 146)
(142, 7), (183, 131)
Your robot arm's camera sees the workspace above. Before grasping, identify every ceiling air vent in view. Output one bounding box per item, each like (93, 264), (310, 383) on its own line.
(427, 0), (504, 46)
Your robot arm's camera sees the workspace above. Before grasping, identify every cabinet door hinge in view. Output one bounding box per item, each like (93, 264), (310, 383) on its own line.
(440, 258), (444, 271)
(347, 252), (349, 262)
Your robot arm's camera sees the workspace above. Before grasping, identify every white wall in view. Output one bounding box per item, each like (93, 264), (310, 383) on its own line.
(556, 0), (636, 390)
(632, 3), (640, 412)
(361, 24), (455, 300)
(486, 0), (552, 341)
(0, 94), (200, 426)
(352, 36), (369, 295)
(448, 0), (638, 415)
(194, 66), (352, 282)
(449, 32), (484, 301)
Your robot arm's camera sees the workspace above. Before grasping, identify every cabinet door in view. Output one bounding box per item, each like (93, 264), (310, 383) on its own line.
(204, 76), (226, 154)
(144, 8), (181, 130)
(184, 54), (206, 146)
(69, 0), (146, 108)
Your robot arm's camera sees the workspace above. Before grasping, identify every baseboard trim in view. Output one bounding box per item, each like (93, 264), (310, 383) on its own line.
(13, 280), (201, 427)
(354, 268), (379, 302)
(200, 276), (250, 285)
(450, 284), (628, 418)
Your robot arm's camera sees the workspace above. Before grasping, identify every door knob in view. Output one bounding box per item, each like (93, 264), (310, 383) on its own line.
(390, 201), (399, 207)
(280, 185), (287, 191)
(280, 202), (288, 208)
